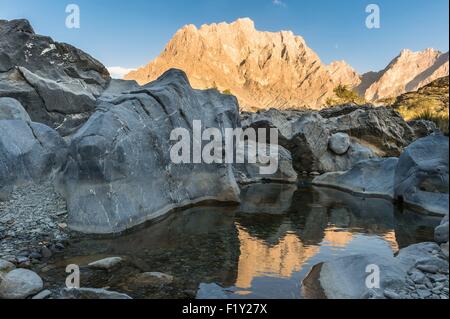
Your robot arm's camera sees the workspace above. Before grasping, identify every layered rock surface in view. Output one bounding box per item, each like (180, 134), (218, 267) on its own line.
(0, 19), (110, 135)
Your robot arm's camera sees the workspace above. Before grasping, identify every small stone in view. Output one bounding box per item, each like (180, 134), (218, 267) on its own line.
(0, 269), (43, 299)
(88, 257), (123, 271)
(384, 289), (401, 299)
(41, 247), (52, 258)
(416, 264), (439, 274)
(410, 270), (426, 284)
(59, 288), (132, 299)
(417, 289), (432, 299)
(328, 132), (351, 155)
(32, 289), (52, 299)
(58, 223), (68, 229)
(130, 272), (174, 286)
(16, 256), (29, 264)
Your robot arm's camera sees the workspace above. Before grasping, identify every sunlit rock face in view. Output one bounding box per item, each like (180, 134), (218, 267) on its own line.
(125, 18), (339, 111)
(362, 49), (449, 102)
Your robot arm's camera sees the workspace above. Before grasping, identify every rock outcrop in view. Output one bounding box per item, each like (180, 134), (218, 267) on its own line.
(313, 134), (449, 216)
(313, 158), (399, 198)
(394, 134), (449, 216)
(0, 19), (110, 135)
(242, 106), (416, 173)
(59, 69), (242, 234)
(0, 119), (68, 201)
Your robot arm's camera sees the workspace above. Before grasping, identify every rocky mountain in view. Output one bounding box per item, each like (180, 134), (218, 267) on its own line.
(362, 49), (449, 102)
(125, 18), (339, 111)
(125, 18), (449, 110)
(326, 60), (361, 88)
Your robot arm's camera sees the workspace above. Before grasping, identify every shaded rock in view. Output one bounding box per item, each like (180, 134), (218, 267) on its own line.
(59, 288), (132, 299)
(313, 158), (399, 199)
(435, 221), (449, 244)
(0, 269), (43, 299)
(59, 69), (241, 234)
(238, 183), (297, 214)
(0, 259), (15, 282)
(0, 19), (110, 135)
(242, 106), (414, 173)
(233, 144), (297, 184)
(408, 120), (439, 138)
(303, 242), (449, 299)
(88, 257), (123, 271)
(0, 97), (30, 121)
(0, 120), (68, 201)
(394, 134), (449, 216)
(328, 132), (351, 155)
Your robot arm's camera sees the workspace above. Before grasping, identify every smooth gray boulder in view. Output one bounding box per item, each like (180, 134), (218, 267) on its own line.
(328, 132), (351, 155)
(0, 120), (68, 201)
(0, 97), (30, 121)
(0, 19), (110, 135)
(196, 283), (230, 299)
(313, 158), (399, 199)
(59, 69), (241, 234)
(394, 134), (449, 216)
(0, 269), (43, 299)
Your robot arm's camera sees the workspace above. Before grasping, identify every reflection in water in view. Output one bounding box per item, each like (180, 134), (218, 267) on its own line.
(42, 183), (440, 299)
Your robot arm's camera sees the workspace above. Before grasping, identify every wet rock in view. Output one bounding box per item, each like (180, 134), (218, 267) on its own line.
(196, 283), (229, 299)
(328, 133), (351, 155)
(313, 158), (398, 198)
(59, 69), (241, 234)
(0, 97), (31, 121)
(59, 288), (132, 299)
(394, 134), (449, 216)
(130, 272), (174, 286)
(0, 269), (43, 299)
(0, 19), (110, 135)
(88, 257), (123, 271)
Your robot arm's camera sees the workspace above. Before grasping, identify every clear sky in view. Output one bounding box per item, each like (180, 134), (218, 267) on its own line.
(1, 0), (448, 75)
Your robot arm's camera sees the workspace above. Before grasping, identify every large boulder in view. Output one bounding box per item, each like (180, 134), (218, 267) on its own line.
(0, 19), (110, 135)
(394, 134), (449, 216)
(59, 69), (241, 234)
(0, 97), (30, 121)
(313, 158), (399, 199)
(0, 120), (68, 200)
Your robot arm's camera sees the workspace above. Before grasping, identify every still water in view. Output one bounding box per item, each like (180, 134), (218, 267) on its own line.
(42, 183), (440, 299)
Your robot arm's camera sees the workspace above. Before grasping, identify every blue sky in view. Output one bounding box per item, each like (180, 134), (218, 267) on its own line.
(1, 0), (448, 75)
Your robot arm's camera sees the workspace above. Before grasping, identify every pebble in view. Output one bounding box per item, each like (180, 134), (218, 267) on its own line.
(88, 257), (123, 271)
(384, 289), (401, 299)
(416, 264), (439, 274)
(32, 289), (52, 299)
